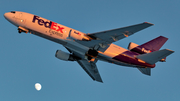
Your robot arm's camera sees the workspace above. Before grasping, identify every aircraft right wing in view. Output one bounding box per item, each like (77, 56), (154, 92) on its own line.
(77, 59), (103, 83)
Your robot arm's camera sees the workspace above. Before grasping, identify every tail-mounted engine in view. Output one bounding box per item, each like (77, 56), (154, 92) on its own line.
(128, 42), (152, 54)
(55, 50), (75, 61)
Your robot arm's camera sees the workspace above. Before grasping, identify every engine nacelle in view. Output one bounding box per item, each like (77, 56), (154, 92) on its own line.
(85, 49), (98, 61)
(87, 49), (98, 57)
(70, 29), (91, 41)
(55, 50), (75, 61)
(128, 42), (151, 54)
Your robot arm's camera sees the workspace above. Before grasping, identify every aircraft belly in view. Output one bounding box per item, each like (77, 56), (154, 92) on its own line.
(64, 40), (89, 56)
(98, 53), (135, 67)
(30, 30), (67, 45)
(102, 44), (127, 58)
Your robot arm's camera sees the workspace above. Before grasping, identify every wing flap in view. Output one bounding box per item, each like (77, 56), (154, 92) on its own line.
(77, 59), (103, 83)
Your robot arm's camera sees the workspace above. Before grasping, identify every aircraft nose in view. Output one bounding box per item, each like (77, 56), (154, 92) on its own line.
(4, 13), (9, 19)
(4, 12), (12, 21)
(4, 12), (17, 25)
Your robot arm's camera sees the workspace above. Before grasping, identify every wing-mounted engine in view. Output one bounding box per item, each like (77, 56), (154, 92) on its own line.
(69, 29), (92, 41)
(55, 50), (75, 61)
(18, 26), (29, 33)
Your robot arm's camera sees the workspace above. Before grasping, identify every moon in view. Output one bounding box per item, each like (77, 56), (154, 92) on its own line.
(35, 83), (42, 91)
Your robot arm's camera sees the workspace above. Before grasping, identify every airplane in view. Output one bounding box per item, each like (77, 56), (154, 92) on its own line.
(4, 11), (174, 83)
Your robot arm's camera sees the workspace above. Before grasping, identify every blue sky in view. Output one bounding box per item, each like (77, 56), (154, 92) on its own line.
(0, 0), (179, 101)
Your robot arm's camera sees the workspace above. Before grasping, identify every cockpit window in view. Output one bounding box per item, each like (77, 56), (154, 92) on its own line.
(11, 11), (16, 13)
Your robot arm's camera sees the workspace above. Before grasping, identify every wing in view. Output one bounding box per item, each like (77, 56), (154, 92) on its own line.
(88, 22), (154, 42)
(77, 22), (153, 51)
(65, 47), (103, 82)
(77, 59), (103, 83)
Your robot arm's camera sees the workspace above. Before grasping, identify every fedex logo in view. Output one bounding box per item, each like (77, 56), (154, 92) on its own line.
(32, 15), (64, 33)
(74, 31), (81, 35)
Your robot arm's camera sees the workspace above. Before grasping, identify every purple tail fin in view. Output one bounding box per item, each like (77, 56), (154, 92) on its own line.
(141, 36), (168, 51)
(129, 36), (168, 54)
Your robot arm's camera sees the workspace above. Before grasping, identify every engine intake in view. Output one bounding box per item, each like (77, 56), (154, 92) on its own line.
(85, 49), (98, 61)
(87, 49), (98, 57)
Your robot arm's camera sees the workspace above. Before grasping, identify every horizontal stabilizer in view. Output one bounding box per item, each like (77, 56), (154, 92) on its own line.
(137, 68), (151, 76)
(137, 49), (174, 65)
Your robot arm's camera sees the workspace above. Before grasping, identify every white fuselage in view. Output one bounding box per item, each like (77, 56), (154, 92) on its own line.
(6, 11), (174, 82)
(4, 11), (134, 67)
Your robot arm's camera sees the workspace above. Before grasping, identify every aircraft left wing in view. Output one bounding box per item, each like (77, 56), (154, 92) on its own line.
(77, 22), (153, 51)
(77, 59), (103, 83)
(88, 22), (153, 43)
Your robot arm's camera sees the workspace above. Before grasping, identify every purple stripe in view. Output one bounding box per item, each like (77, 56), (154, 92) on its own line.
(112, 51), (155, 68)
(130, 36), (168, 54)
